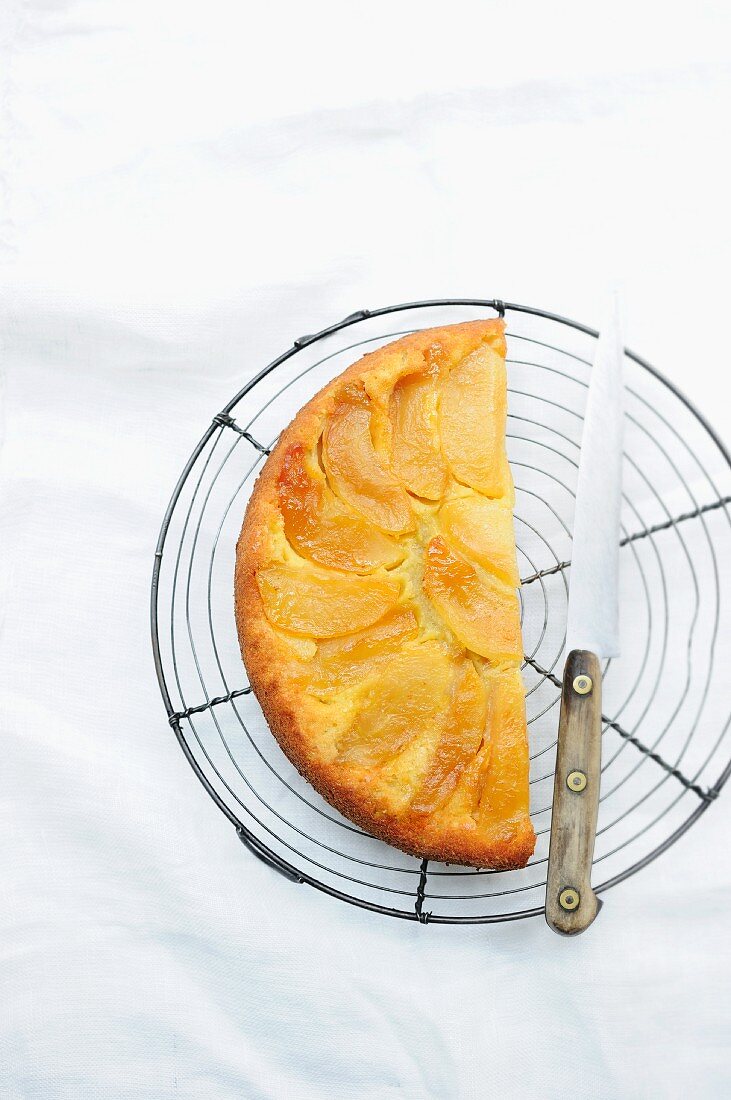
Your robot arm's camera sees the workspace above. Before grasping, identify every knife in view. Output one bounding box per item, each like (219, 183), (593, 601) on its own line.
(545, 297), (624, 936)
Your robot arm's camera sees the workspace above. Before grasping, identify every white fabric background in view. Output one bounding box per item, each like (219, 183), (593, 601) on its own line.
(2, 3), (730, 1097)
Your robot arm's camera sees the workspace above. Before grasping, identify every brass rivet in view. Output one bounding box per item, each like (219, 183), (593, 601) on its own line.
(573, 674), (593, 695)
(567, 770), (587, 792)
(559, 888), (580, 911)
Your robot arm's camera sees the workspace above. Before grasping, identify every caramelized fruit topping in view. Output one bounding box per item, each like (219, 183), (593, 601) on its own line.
(422, 536), (522, 664)
(322, 384), (415, 534)
(438, 495), (519, 587)
(389, 371), (448, 499)
(336, 647), (453, 768)
(410, 658), (487, 813)
(475, 670), (530, 825)
(439, 344), (512, 498)
(312, 607), (419, 690)
(257, 564), (400, 638)
(278, 444), (402, 573)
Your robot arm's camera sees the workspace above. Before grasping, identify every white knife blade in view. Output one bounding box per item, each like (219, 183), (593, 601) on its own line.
(565, 296), (625, 658)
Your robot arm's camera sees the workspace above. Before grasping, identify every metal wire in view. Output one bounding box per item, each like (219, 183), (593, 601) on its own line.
(151, 300), (731, 923)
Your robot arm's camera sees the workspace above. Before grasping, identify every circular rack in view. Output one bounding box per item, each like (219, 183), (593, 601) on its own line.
(151, 300), (731, 923)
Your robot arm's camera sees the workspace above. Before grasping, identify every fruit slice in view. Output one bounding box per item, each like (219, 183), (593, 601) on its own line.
(257, 564), (400, 638)
(443, 669), (529, 824)
(278, 443), (402, 573)
(423, 536), (522, 663)
(476, 669), (531, 825)
(439, 344), (512, 499)
(443, 741), (491, 819)
(410, 658), (487, 813)
(322, 384), (414, 534)
(438, 495), (520, 587)
(336, 647), (452, 768)
(312, 607), (419, 690)
(389, 371), (448, 499)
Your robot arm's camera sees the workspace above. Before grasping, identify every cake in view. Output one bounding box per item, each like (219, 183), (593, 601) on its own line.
(234, 319), (535, 868)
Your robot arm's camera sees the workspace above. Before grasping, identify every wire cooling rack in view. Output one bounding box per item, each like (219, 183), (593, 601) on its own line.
(151, 300), (731, 924)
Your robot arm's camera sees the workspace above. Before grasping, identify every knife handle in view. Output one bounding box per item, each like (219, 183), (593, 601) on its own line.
(545, 650), (603, 936)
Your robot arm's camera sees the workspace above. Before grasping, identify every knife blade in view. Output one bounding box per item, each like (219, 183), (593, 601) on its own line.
(545, 296), (624, 936)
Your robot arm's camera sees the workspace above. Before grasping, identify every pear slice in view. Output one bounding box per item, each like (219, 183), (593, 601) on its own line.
(278, 443), (402, 573)
(258, 563), (400, 638)
(322, 385), (414, 534)
(438, 494), (519, 587)
(389, 371), (448, 499)
(410, 658), (487, 813)
(439, 345), (512, 500)
(423, 536), (522, 664)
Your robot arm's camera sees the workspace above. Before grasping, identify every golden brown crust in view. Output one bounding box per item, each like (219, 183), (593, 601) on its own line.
(235, 320), (535, 869)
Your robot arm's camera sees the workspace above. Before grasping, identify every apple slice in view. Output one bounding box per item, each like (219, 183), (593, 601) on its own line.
(257, 563), (400, 638)
(278, 444), (402, 573)
(336, 647), (452, 768)
(476, 669), (531, 824)
(439, 344), (512, 499)
(312, 607), (419, 690)
(438, 495), (520, 587)
(389, 371), (448, 499)
(410, 658), (487, 813)
(322, 385), (414, 534)
(423, 536), (522, 664)
(441, 669), (528, 823)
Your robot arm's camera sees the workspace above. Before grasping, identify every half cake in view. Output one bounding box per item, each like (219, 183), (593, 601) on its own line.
(235, 319), (535, 869)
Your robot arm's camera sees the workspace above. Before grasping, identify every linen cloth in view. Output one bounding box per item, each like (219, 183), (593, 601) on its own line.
(1, 3), (730, 1097)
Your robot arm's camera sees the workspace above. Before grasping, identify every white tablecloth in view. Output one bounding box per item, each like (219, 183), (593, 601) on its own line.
(2, 3), (730, 1097)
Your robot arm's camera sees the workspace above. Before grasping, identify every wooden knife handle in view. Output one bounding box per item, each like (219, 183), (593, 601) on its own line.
(545, 650), (604, 936)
